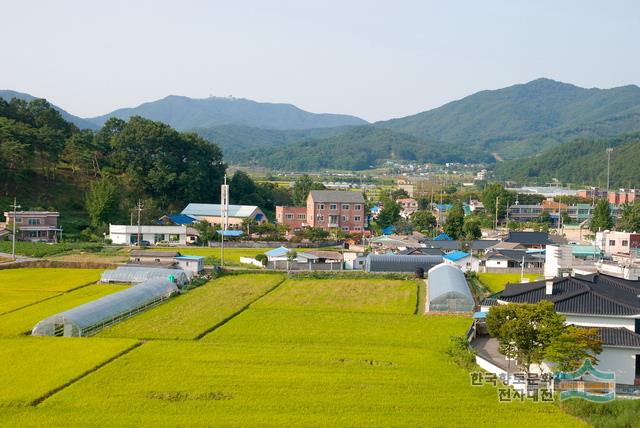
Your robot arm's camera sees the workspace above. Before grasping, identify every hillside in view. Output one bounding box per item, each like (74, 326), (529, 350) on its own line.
(88, 95), (368, 131)
(0, 90), (97, 130)
(376, 78), (640, 159)
(234, 126), (493, 171)
(494, 132), (640, 187)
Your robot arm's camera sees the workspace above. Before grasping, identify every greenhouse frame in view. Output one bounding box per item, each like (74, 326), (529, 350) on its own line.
(31, 279), (179, 337)
(427, 264), (475, 312)
(100, 266), (191, 286)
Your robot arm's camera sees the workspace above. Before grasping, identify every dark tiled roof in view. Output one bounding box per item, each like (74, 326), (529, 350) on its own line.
(397, 248), (444, 256)
(504, 231), (554, 245)
(485, 249), (543, 263)
(308, 190), (365, 203)
(468, 240), (499, 250)
(130, 251), (181, 258)
(596, 327), (640, 348)
(480, 298), (499, 307)
(499, 274), (640, 316)
(420, 240), (463, 250)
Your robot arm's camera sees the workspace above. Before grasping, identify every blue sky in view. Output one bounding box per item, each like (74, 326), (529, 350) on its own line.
(2, 0), (639, 121)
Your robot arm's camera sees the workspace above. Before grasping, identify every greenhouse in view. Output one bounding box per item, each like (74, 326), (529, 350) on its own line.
(31, 279), (179, 337)
(364, 254), (441, 273)
(427, 264), (475, 312)
(100, 266), (191, 286)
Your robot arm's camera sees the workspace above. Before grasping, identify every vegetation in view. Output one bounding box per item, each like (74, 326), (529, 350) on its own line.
(292, 174), (325, 206)
(562, 399), (640, 428)
(252, 278), (417, 315)
(443, 201), (465, 239)
(478, 273), (541, 293)
(0, 337), (138, 406)
(591, 199), (614, 232)
(0, 241), (103, 257)
(0, 284), (128, 336)
(0, 268), (102, 293)
(152, 247), (275, 266)
(618, 202), (640, 232)
(99, 274), (284, 340)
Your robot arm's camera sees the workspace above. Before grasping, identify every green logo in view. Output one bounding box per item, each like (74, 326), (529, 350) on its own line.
(556, 359), (615, 402)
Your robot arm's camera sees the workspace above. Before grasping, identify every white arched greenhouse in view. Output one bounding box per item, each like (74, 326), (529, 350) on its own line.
(100, 266), (190, 287)
(32, 279), (178, 337)
(427, 264), (475, 313)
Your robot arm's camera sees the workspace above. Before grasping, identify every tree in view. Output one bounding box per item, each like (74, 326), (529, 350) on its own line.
(377, 200), (400, 229)
(193, 220), (216, 245)
(286, 250), (297, 271)
(444, 201), (465, 239)
(390, 188), (409, 200)
(486, 301), (566, 374)
(544, 326), (602, 372)
(411, 211), (437, 232)
(618, 202), (640, 232)
(560, 211), (572, 226)
(462, 216), (482, 240)
(481, 183), (513, 221)
(85, 177), (120, 230)
(538, 210), (552, 224)
(292, 174), (325, 207)
(590, 199), (614, 232)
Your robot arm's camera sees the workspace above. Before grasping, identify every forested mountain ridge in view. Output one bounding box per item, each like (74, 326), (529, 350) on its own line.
(376, 78), (640, 159)
(87, 95), (368, 131)
(494, 132), (640, 187)
(0, 90), (98, 130)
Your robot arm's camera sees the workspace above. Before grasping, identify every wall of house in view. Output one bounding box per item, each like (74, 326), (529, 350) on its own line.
(596, 347), (638, 385)
(564, 315), (636, 331)
(275, 206), (308, 230)
(306, 196), (365, 233)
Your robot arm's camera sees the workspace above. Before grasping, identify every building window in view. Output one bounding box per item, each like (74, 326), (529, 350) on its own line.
(28, 218), (41, 225)
(342, 227), (349, 232)
(609, 240), (616, 246)
(622, 240), (629, 246)
(330, 204), (337, 210)
(285, 214), (294, 220)
(342, 204), (349, 210)
(354, 216), (361, 222)
(342, 216), (348, 221)
(354, 227), (361, 231)
(355, 204), (362, 210)
(16, 217), (22, 223)
(297, 214), (306, 220)
(318, 204), (324, 210)
(317, 214), (324, 221)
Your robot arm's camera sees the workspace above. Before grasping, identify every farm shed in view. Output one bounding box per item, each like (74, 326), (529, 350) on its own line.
(427, 264), (474, 312)
(364, 254), (441, 273)
(100, 266), (191, 286)
(31, 279), (179, 337)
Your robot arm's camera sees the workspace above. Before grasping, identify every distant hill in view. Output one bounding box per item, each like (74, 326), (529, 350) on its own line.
(0, 90), (98, 130)
(494, 132), (640, 187)
(88, 95), (368, 131)
(376, 78), (640, 159)
(232, 126), (493, 171)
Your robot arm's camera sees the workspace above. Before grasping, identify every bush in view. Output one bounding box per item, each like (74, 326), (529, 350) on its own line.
(561, 399), (640, 428)
(446, 335), (476, 370)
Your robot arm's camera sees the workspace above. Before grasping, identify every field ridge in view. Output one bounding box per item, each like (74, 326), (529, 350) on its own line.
(32, 341), (143, 406)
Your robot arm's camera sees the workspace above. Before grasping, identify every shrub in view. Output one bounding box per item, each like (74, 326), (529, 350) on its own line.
(446, 335), (476, 370)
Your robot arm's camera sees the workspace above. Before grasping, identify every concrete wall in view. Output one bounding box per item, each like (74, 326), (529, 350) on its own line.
(597, 347), (638, 385)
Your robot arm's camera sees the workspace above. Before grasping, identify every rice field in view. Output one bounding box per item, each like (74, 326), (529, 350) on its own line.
(0, 284), (128, 336)
(99, 274), (285, 340)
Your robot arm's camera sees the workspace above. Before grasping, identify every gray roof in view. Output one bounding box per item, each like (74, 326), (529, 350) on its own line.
(181, 203), (262, 218)
(594, 327), (640, 348)
(130, 251), (180, 258)
(504, 231), (554, 246)
(364, 254), (441, 273)
(427, 264), (474, 305)
(485, 249), (544, 263)
(468, 240), (499, 250)
(420, 240), (463, 250)
(498, 273), (640, 316)
(101, 266), (191, 286)
(308, 190), (365, 203)
(397, 248), (444, 256)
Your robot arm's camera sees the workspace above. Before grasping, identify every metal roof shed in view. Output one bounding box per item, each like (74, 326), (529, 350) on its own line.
(364, 254), (441, 273)
(100, 266), (191, 286)
(427, 264), (474, 312)
(31, 279), (178, 337)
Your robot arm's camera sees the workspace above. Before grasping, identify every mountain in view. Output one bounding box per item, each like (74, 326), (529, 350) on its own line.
(88, 95), (368, 131)
(233, 126), (494, 171)
(376, 78), (640, 159)
(494, 132), (640, 187)
(0, 90), (98, 130)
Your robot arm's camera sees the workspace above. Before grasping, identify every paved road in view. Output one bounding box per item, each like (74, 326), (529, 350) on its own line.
(0, 252), (35, 264)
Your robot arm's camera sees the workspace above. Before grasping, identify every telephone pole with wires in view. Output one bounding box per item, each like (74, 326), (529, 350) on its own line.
(10, 198), (21, 261)
(135, 199), (144, 247)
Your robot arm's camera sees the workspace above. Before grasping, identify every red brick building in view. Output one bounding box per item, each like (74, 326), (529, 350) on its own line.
(275, 206), (308, 231)
(276, 191), (366, 234)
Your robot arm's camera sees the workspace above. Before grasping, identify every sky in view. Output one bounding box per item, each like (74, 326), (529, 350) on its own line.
(2, 0), (640, 122)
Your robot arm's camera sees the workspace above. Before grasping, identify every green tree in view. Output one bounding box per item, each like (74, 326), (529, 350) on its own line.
(292, 174), (325, 206)
(538, 210), (552, 224)
(618, 202), (640, 232)
(377, 200), (400, 229)
(544, 326), (602, 372)
(410, 211), (437, 232)
(590, 199), (614, 232)
(85, 177), (120, 230)
(462, 216), (482, 240)
(481, 183), (513, 221)
(444, 201), (465, 239)
(193, 220), (217, 245)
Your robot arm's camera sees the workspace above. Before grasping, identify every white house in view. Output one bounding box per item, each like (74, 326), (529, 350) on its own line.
(442, 251), (479, 272)
(174, 255), (205, 273)
(109, 224), (197, 246)
(181, 203), (267, 228)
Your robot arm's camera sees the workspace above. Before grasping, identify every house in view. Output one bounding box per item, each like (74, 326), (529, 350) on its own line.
(492, 272), (640, 386)
(484, 249), (545, 271)
(275, 206), (308, 231)
(397, 198), (418, 218)
(109, 224), (197, 245)
(157, 214), (197, 226)
(596, 230), (640, 256)
(608, 188), (639, 205)
(129, 250), (180, 266)
(1, 211), (62, 243)
(174, 255), (205, 273)
(306, 190), (366, 233)
(503, 231), (554, 249)
(442, 250), (479, 272)
(364, 254), (441, 273)
(181, 203), (267, 228)
(397, 247), (444, 256)
(264, 246), (343, 270)
(468, 239), (499, 256)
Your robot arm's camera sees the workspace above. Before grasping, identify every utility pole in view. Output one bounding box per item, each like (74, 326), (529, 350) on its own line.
(495, 196), (499, 233)
(220, 175), (229, 268)
(10, 198), (20, 261)
(135, 199), (144, 247)
(606, 147), (613, 195)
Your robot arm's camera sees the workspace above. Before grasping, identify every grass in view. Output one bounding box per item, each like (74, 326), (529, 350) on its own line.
(0, 316), (586, 427)
(0, 241), (103, 258)
(99, 274), (285, 340)
(0, 268), (103, 314)
(561, 399), (640, 428)
(252, 278), (418, 315)
(478, 273), (542, 293)
(0, 337), (138, 407)
(0, 284), (129, 336)
(153, 247), (274, 266)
